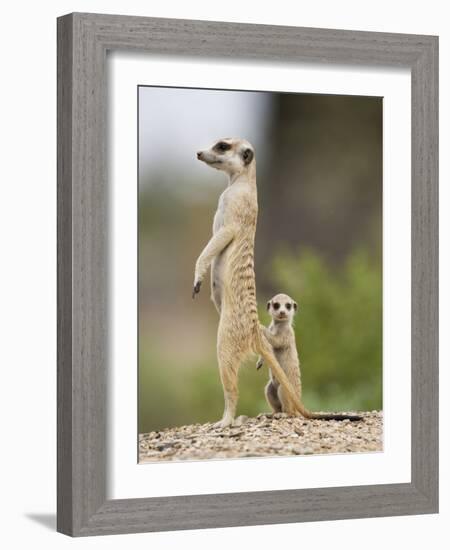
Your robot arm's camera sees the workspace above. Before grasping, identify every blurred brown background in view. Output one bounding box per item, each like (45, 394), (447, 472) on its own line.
(139, 87), (382, 434)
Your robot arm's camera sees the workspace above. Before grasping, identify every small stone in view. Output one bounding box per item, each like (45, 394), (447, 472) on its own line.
(233, 415), (249, 426)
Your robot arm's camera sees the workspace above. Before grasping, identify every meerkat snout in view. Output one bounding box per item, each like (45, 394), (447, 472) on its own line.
(267, 293), (298, 322)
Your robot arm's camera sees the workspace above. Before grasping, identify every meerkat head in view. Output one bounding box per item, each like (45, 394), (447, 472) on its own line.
(266, 293), (298, 323)
(196, 138), (255, 176)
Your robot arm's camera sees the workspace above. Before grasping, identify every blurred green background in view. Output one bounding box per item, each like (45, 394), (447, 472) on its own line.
(138, 88), (382, 434)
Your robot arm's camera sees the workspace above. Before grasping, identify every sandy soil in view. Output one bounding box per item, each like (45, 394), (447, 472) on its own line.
(139, 411), (383, 462)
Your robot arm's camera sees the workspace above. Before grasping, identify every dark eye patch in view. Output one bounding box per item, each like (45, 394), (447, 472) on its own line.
(214, 141), (231, 153)
(286, 303), (292, 310)
(273, 302), (280, 310)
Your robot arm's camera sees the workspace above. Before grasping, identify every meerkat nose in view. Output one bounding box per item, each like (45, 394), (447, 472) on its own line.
(197, 151), (203, 159)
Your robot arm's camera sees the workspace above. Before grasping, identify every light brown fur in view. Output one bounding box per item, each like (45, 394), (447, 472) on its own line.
(257, 294), (302, 414)
(193, 138), (341, 427)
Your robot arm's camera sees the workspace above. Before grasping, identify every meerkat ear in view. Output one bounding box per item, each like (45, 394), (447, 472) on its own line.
(266, 301), (271, 310)
(242, 148), (254, 165)
(293, 302), (298, 311)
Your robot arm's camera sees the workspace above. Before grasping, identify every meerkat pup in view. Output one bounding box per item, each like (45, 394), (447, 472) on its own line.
(256, 294), (302, 414)
(258, 293), (362, 421)
(193, 138), (360, 428)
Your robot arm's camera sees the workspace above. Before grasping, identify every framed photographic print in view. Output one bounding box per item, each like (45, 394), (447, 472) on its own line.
(57, 13), (438, 536)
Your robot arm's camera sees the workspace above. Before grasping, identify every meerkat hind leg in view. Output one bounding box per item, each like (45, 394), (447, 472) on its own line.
(214, 355), (241, 429)
(265, 380), (282, 413)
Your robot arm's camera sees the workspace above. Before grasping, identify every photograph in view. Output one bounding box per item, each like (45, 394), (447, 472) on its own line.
(138, 85), (383, 463)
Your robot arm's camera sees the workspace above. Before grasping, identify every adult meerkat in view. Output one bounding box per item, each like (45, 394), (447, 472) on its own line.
(193, 138), (360, 427)
(258, 293), (362, 421)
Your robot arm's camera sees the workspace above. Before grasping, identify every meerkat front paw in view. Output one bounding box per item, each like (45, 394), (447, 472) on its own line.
(192, 280), (202, 299)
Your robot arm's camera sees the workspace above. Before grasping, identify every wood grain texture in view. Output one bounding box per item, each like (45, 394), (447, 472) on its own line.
(410, 36), (439, 506)
(57, 12), (439, 536)
(57, 13), (74, 535)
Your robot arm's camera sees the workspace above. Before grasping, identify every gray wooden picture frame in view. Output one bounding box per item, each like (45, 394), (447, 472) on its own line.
(57, 12), (438, 537)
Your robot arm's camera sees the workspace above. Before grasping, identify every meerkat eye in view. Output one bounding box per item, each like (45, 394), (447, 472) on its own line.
(273, 302), (280, 310)
(215, 141), (231, 153)
(286, 303), (292, 310)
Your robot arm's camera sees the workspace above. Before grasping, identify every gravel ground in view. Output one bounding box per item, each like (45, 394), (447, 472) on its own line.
(139, 411), (383, 462)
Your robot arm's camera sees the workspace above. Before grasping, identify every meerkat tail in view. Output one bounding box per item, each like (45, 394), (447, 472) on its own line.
(312, 413), (363, 421)
(256, 334), (362, 422)
(256, 336), (315, 418)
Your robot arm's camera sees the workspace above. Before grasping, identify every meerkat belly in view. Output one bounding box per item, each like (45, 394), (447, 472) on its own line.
(210, 201), (229, 312)
(270, 348), (291, 388)
(211, 246), (232, 312)
(271, 348), (301, 398)
(218, 237), (258, 341)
